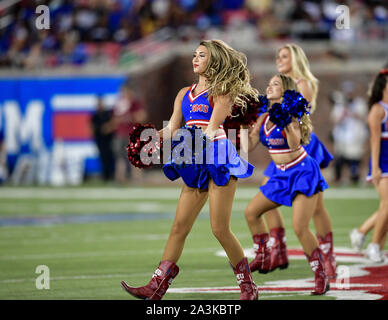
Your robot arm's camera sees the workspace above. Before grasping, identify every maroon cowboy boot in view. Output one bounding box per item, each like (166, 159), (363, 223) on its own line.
(305, 247), (330, 295)
(232, 257), (259, 300)
(121, 260), (179, 300)
(317, 232), (337, 279)
(249, 233), (271, 273)
(269, 227), (289, 271)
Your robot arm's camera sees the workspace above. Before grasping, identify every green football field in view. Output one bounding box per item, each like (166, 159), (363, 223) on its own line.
(0, 185), (385, 300)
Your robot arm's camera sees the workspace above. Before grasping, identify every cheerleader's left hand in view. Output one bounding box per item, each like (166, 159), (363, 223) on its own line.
(203, 127), (217, 141)
(284, 119), (302, 150)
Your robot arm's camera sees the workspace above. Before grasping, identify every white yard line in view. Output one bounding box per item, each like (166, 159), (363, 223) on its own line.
(0, 187), (379, 200)
(0, 247), (218, 261)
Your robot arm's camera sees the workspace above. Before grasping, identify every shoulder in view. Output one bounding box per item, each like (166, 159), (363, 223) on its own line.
(296, 78), (312, 91)
(179, 86), (192, 95)
(256, 112), (267, 128)
(176, 86), (191, 100)
(212, 94), (232, 107)
(369, 102), (385, 115)
(368, 103), (385, 121)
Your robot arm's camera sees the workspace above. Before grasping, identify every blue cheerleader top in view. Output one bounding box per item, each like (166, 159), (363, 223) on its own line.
(259, 114), (303, 155)
(162, 84), (254, 189)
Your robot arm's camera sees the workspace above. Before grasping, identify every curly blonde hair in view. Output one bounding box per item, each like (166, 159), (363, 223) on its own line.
(199, 39), (259, 112)
(274, 74), (313, 145)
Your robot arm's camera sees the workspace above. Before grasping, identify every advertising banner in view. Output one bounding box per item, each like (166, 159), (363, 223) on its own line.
(0, 76), (126, 185)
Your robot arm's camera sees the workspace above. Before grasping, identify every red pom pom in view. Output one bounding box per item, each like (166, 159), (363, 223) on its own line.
(126, 123), (163, 169)
(223, 96), (262, 150)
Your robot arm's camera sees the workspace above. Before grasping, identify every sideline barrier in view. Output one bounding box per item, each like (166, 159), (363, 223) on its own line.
(0, 76), (126, 185)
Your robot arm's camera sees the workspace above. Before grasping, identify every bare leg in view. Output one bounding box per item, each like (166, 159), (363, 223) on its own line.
(244, 191), (280, 236)
(292, 193), (329, 295)
(208, 178), (245, 267)
(359, 211), (378, 235)
(121, 184), (208, 300)
(292, 193), (319, 256)
(313, 192), (332, 237)
(371, 179), (388, 247)
(161, 185), (208, 262)
(261, 176), (286, 229)
(208, 178), (258, 300)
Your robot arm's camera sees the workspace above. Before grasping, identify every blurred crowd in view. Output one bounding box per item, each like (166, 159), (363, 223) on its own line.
(329, 80), (369, 186)
(0, 0), (387, 70)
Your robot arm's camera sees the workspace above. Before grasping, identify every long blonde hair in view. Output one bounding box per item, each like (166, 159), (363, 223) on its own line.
(200, 39), (259, 112)
(278, 44), (319, 114)
(274, 74), (312, 145)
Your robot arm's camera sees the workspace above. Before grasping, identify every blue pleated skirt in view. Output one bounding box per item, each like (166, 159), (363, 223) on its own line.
(260, 154), (329, 207)
(366, 139), (388, 181)
(263, 132), (333, 177)
(163, 127), (254, 190)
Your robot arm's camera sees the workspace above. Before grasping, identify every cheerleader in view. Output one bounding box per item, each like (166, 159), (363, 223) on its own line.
(241, 74), (330, 295)
(254, 44), (337, 278)
(363, 68), (388, 262)
(121, 40), (259, 300)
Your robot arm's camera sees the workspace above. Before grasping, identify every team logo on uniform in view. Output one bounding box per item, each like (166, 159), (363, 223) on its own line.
(192, 104), (209, 113)
(269, 138), (285, 145)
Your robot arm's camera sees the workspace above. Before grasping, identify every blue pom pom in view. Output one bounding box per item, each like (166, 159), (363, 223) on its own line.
(283, 90), (310, 121)
(269, 102), (292, 128)
(267, 90), (310, 129)
(258, 95), (269, 115)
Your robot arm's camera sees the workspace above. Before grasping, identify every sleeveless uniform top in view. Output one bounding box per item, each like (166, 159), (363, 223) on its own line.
(162, 84), (254, 189)
(259, 114), (306, 170)
(181, 84), (226, 141)
(262, 84), (333, 176)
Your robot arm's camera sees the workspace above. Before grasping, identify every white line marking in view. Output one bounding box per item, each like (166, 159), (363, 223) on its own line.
(0, 247), (218, 261)
(0, 187), (379, 200)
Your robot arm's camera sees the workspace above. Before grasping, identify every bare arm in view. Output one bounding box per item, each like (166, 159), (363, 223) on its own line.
(240, 113), (266, 153)
(158, 87), (187, 139)
(204, 94), (232, 138)
(284, 119), (302, 150)
(297, 79), (313, 104)
(368, 103), (385, 186)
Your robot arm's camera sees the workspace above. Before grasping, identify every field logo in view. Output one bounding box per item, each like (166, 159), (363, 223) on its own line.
(211, 247), (388, 299)
(35, 265), (50, 289)
(336, 5), (350, 30)
(35, 5), (50, 30)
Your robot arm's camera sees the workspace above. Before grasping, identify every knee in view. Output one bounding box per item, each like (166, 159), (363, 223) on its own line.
(211, 224), (230, 242)
(244, 205), (260, 222)
(292, 222), (309, 238)
(379, 200), (388, 214)
(170, 221), (191, 240)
